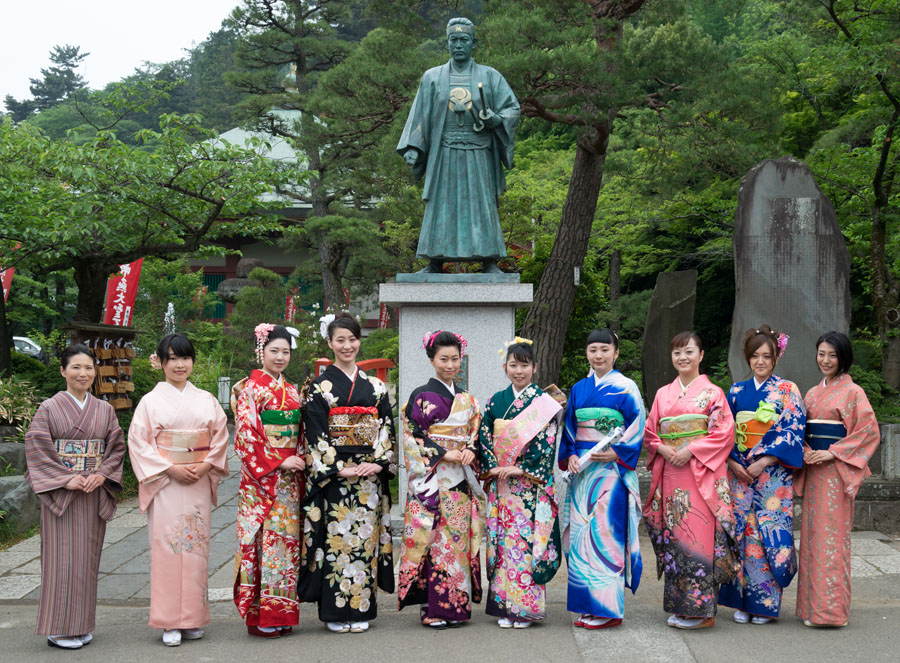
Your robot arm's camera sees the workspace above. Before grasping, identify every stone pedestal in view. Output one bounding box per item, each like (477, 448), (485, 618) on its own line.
(380, 279), (533, 506)
(881, 424), (900, 481)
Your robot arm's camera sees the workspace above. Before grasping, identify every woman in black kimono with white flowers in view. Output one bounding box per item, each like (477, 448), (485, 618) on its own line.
(299, 312), (396, 634)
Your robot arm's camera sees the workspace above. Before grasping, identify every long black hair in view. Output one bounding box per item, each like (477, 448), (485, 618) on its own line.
(816, 331), (853, 376)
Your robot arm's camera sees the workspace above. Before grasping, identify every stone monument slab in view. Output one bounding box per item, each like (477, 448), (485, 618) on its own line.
(729, 157), (851, 392)
(641, 270), (697, 403)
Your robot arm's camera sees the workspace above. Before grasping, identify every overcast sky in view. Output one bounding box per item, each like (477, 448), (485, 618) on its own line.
(1, 0), (239, 101)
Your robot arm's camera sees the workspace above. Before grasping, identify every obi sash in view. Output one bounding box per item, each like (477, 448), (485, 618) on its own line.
(492, 393), (562, 466)
(55, 438), (106, 472)
(806, 419), (846, 451)
(260, 408), (301, 450)
(658, 414), (708, 449)
(328, 406), (378, 453)
(735, 401), (777, 452)
(428, 422), (469, 451)
(156, 429), (210, 464)
(574, 406), (625, 451)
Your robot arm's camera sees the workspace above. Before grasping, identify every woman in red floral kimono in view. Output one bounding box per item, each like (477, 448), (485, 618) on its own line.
(233, 324), (305, 638)
(796, 331), (880, 628)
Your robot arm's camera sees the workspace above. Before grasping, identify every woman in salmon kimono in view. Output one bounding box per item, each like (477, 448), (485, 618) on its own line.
(796, 331), (880, 628)
(559, 329), (645, 630)
(128, 334), (229, 647)
(718, 325), (805, 625)
(643, 332), (738, 630)
(233, 324), (305, 638)
(478, 338), (563, 629)
(299, 312), (395, 634)
(25, 344), (126, 650)
(398, 330), (484, 628)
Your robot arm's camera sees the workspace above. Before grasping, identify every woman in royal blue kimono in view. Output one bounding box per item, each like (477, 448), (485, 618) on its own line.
(718, 325), (805, 624)
(478, 338), (563, 628)
(559, 329), (645, 630)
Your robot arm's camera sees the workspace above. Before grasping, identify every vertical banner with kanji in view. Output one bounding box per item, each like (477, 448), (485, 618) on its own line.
(103, 258), (144, 326)
(378, 303), (390, 329)
(285, 292), (298, 322)
(0, 266), (13, 303)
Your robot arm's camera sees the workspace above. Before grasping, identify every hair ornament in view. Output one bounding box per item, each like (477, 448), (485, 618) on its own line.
(777, 332), (789, 360)
(319, 314), (336, 341)
(149, 353), (162, 370)
(498, 336), (533, 355)
(253, 323), (275, 365)
(422, 330), (469, 357)
(285, 326), (300, 350)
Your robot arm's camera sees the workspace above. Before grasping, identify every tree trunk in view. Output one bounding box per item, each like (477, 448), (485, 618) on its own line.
(521, 136), (608, 385)
(318, 240), (345, 311)
(884, 333), (900, 389)
(72, 262), (113, 323)
(0, 286), (11, 378)
(608, 249), (621, 332)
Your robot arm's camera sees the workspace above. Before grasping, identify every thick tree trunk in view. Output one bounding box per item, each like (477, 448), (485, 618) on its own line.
(0, 287), (11, 377)
(608, 249), (622, 332)
(521, 137), (608, 385)
(318, 240), (346, 311)
(72, 262), (113, 323)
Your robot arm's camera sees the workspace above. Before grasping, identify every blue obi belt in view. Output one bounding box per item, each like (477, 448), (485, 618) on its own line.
(805, 420), (846, 451)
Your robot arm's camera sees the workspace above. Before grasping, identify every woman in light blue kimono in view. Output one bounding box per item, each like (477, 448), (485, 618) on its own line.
(559, 329), (645, 629)
(718, 325), (805, 624)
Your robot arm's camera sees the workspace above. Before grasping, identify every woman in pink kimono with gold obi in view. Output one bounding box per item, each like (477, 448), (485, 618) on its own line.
(796, 331), (880, 628)
(643, 332), (739, 630)
(128, 334), (229, 647)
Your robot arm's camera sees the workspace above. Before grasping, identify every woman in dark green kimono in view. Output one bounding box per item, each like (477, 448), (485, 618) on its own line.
(478, 338), (563, 628)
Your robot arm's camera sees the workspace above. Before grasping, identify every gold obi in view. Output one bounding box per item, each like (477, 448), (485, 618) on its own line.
(428, 423), (469, 451)
(264, 424), (300, 449)
(658, 414), (709, 449)
(492, 419), (512, 438)
(55, 438), (105, 472)
(328, 406), (379, 452)
(157, 429), (210, 464)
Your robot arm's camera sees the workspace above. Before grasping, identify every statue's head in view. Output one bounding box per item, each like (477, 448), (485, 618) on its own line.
(446, 17), (476, 64)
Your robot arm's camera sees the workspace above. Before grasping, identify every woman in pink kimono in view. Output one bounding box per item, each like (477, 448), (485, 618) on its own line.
(128, 334), (229, 647)
(796, 331), (880, 628)
(643, 332), (739, 630)
(25, 344), (126, 650)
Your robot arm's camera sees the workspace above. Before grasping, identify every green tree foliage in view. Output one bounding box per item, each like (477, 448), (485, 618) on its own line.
(4, 45), (89, 121)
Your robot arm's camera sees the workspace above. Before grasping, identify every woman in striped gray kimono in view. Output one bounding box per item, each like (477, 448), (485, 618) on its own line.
(24, 344), (125, 649)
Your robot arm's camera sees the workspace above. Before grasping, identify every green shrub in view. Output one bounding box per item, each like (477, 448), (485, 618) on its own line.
(10, 353), (61, 401)
(0, 376), (41, 442)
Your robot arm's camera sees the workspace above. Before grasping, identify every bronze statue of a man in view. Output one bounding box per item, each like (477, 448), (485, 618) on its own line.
(397, 17), (520, 274)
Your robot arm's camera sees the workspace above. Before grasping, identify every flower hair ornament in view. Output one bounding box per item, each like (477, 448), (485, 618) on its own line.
(149, 353), (162, 370)
(254, 323), (275, 364)
(319, 314), (336, 341)
(422, 330), (469, 357)
(776, 332), (789, 360)
(285, 326), (300, 349)
(498, 336), (533, 356)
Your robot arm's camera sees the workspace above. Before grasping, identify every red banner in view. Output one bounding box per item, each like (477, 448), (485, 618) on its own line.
(103, 259), (143, 326)
(1, 267), (13, 304)
(378, 303), (390, 329)
(285, 294), (298, 322)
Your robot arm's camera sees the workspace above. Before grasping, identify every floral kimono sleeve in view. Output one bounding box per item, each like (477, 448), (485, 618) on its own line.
(465, 395), (483, 473)
(754, 381), (805, 469)
(402, 394), (447, 478)
(373, 382), (397, 476)
(235, 383), (283, 482)
(303, 388), (340, 488)
(478, 398), (499, 475)
(517, 417), (557, 485)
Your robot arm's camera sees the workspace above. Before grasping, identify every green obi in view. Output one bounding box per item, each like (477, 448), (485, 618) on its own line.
(260, 408), (301, 449)
(575, 407), (625, 434)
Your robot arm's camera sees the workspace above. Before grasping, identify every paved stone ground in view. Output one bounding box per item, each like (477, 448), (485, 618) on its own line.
(1, 447), (900, 661)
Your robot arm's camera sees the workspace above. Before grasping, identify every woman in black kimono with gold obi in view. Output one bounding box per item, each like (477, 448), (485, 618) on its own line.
(299, 312), (396, 634)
